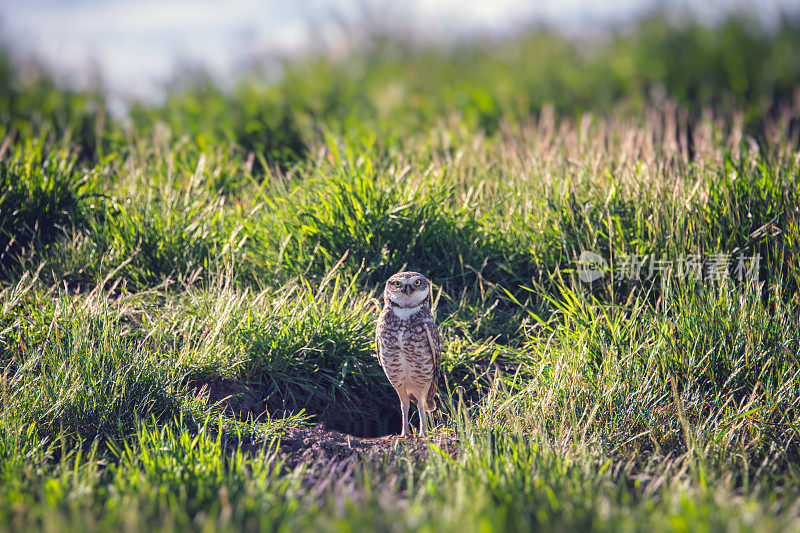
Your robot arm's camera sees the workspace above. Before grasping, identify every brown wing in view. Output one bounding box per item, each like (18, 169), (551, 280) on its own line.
(422, 321), (441, 411)
(375, 319), (385, 368)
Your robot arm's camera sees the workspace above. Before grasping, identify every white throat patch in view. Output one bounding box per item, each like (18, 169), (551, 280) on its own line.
(386, 287), (429, 308)
(391, 306), (422, 320)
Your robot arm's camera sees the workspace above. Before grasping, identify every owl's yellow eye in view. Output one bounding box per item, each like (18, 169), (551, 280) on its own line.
(414, 280), (421, 286)
(393, 281), (402, 288)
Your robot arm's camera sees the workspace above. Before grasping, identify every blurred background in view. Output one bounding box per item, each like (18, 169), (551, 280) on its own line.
(4, 1), (784, 99)
(2, 1), (798, 99)
(0, 0), (799, 166)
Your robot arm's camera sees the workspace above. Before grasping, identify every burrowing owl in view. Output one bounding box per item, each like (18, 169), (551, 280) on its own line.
(375, 271), (441, 437)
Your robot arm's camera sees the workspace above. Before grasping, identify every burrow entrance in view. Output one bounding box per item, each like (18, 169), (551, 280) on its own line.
(187, 378), (403, 438)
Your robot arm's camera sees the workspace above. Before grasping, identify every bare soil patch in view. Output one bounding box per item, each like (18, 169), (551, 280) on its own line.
(188, 377), (458, 476)
(276, 425), (456, 468)
(271, 425), (459, 494)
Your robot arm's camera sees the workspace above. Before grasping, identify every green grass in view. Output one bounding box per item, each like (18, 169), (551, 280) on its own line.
(1, 11), (800, 532)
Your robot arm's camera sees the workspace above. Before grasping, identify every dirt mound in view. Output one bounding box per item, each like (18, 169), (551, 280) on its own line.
(272, 425), (459, 493)
(188, 377), (458, 472)
(278, 425), (450, 467)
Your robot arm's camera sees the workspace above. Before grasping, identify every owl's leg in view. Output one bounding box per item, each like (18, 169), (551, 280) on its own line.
(417, 400), (426, 438)
(398, 389), (411, 438)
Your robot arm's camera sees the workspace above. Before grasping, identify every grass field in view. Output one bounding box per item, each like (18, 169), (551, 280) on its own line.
(1, 12), (800, 531)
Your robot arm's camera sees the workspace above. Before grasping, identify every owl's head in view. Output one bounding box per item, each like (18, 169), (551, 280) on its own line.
(384, 271), (431, 308)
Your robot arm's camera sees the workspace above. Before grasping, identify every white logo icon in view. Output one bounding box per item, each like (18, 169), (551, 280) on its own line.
(577, 251), (608, 283)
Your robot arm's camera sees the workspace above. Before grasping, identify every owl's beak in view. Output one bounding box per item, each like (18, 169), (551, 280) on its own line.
(403, 285), (413, 295)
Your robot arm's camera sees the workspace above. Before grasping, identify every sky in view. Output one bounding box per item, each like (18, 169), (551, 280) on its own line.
(1, 0), (797, 103)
